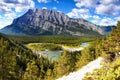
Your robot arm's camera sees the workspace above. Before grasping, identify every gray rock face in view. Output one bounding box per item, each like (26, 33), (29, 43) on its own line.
(0, 8), (105, 36)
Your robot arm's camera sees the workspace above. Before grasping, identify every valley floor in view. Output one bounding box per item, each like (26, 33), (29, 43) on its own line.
(57, 57), (103, 80)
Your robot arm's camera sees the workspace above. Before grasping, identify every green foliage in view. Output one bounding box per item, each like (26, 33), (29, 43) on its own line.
(0, 34), (54, 80)
(96, 22), (120, 60)
(0, 35), (18, 80)
(23, 61), (39, 80)
(54, 50), (78, 78)
(44, 69), (54, 80)
(8, 35), (97, 46)
(0, 32), (104, 80)
(84, 21), (120, 80)
(85, 58), (120, 80)
(75, 39), (102, 70)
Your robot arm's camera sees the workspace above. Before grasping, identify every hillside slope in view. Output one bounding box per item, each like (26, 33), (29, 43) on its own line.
(84, 21), (120, 80)
(0, 33), (55, 80)
(56, 21), (120, 80)
(57, 57), (103, 80)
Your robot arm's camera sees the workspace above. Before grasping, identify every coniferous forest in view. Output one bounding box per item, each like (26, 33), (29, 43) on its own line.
(0, 21), (120, 80)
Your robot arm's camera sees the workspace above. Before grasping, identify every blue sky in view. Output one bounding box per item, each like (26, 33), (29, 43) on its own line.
(0, 0), (120, 29)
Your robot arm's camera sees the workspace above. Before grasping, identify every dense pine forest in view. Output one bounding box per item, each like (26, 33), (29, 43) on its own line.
(8, 35), (98, 46)
(0, 21), (120, 80)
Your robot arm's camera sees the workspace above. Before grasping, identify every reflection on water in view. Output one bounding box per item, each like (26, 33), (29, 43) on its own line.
(38, 50), (63, 61)
(80, 43), (89, 47)
(35, 42), (89, 61)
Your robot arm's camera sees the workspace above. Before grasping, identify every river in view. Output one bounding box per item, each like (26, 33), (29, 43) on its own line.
(36, 42), (89, 60)
(62, 42), (89, 52)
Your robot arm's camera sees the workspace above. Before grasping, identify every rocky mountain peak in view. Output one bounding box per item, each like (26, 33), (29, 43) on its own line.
(0, 8), (105, 36)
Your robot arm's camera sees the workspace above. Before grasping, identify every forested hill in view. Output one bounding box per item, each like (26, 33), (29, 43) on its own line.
(0, 32), (102, 80)
(0, 33), (35, 79)
(84, 21), (120, 80)
(97, 21), (120, 60)
(0, 33), (58, 80)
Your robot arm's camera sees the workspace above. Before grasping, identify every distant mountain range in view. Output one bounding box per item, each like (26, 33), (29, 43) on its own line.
(0, 8), (105, 36)
(101, 26), (116, 34)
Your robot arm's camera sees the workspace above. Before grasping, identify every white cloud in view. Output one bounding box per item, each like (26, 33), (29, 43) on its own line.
(91, 17), (117, 26)
(80, 14), (90, 19)
(38, 0), (49, 3)
(0, 0), (35, 12)
(92, 15), (101, 20)
(38, 0), (59, 3)
(4, 12), (16, 19)
(68, 0), (120, 26)
(42, 7), (47, 9)
(0, 15), (2, 18)
(0, 11), (16, 29)
(0, 19), (13, 29)
(99, 18), (117, 26)
(100, 0), (119, 5)
(0, 6), (12, 12)
(74, 0), (120, 17)
(96, 4), (120, 16)
(75, 0), (98, 8)
(116, 17), (120, 21)
(67, 8), (90, 19)
(0, 0), (35, 29)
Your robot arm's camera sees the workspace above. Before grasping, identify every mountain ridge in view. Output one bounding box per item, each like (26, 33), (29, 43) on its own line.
(0, 8), (104, 36)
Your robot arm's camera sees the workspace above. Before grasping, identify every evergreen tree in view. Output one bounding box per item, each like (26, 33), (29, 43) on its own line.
(45, 69), (54, 80)
(23, 61), (39, 80)
(54, 50), (75, 78)
(0, 37), (18, 80)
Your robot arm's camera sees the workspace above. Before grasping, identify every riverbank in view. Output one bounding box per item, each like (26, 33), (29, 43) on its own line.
(62, 43), (89, 52)
(27, 42), (89, 60)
